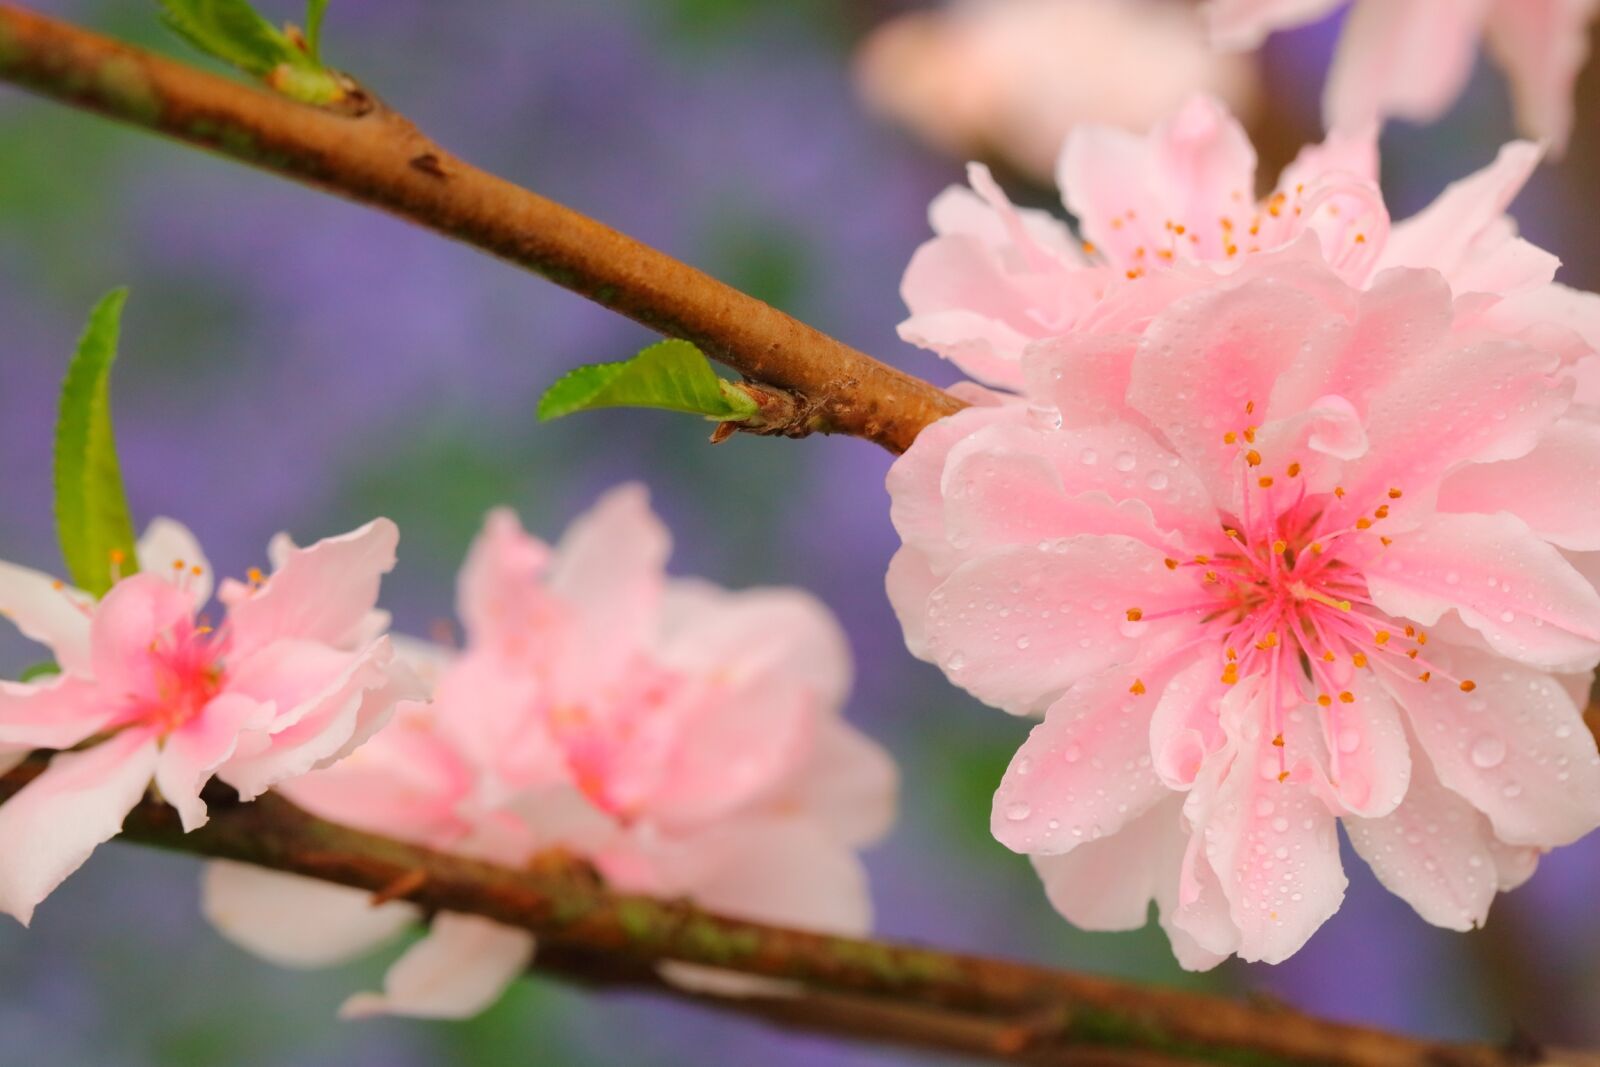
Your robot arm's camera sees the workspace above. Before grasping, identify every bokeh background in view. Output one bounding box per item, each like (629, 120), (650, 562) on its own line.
(3, 1), (1599, 1064)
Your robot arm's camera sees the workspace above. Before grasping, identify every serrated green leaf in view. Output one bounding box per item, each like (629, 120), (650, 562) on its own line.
(304, 0), (329, 60)
(156, 0), (344, 104)
(54, 290), (140, 598)
(18, 661), (60, 683)
(537, 340), (761, 423)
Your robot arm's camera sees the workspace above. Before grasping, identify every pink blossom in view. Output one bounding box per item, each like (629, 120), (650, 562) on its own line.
(886, 249), (1600, 965)
(901, 94), (1597, 392)
(0, 517), (420, 926)
(204, 486), (896, 1018)
(854, 0), (1261, 183)
(1205, 0), (1600, 154)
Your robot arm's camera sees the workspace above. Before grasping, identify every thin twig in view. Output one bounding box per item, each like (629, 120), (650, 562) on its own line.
(0, 4), (964, 453)
(0, 755), (1591, 1067)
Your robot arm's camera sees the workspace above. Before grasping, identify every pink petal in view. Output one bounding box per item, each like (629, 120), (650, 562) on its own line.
(89, 572), (195, 702)
(992, 646), (1203, 856)
(0, 675), (116, 750)
(1149, 656), (1230, 790)
(1126, 269), (1352, 504)
(0, 729), (158, 925)
(226, 518), (399, 657)
(785, 718), (898, 849)
(1022, 333), (1140, 427)
(1271, 268), (1454, 416)
(645, 683), (815, 830)
(886, 403), (1018, 566)
(885, 546), (941, 659)
(0, 560), (92, 675)
(1168, 812), (1242, 966)
(1029, 797), (1185, 931)
(545, 485), (670, 697)
(1200, 684), (1347, 963)
(1438, 418), (1600, 551)
(1319, 671), (1411, 819)
(1344, 731), (1503, 931)
(428, 651), (566, 801)
(1367, 512), (1600, 672)
(1484, 0), (1599, 154)
(1381, 642), (1600, 847)
(136, 517), (213, 607)
(941, 419), (1214, 549)
(455, 507), (552, 649)
(1344, 332), (1569, 512)
(658, 585), (851, 711)
(219, 639), (414, 801)
(680, 817), (872, 935)
(1324, 0), (1492, 130)
(156, 693), (271, 832)
(340, 912), (534, 1020)
(277, 713), (475, 848)
(923, 536), (1194, 715)
(202, 860), (416, 967)
(1377, 141), (1546, 287)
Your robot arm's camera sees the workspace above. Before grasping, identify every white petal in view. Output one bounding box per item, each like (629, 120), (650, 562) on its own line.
(202, 860), (416, 968)
(340, 913), (534, 1020)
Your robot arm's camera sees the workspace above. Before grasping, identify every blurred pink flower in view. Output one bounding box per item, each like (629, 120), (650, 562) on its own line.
(901, 95), (1597, 392)
(855, 0), (1261, 183)
(0, 517), (419, 925)
(204, 486), (896, 1018)
(1206, 0), (1600, 153)
(886, 247), (1600, 966)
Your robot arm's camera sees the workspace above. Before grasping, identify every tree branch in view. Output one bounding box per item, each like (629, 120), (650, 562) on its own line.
(0, 3), (964, 453)
(0, 754), (1590, 1067)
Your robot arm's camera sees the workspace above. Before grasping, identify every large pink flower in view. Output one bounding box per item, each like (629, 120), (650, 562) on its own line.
(854, 0), (1260, 184)
(203, 486), (897, 1018)
(901, 94), (1596, 392)
(1205, 0), (1600, 154)
(886, 248), (1600, 965)
(0, 517), (420, 925)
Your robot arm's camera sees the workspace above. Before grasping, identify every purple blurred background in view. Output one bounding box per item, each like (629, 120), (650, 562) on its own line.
(1, 1), (1598, 1063)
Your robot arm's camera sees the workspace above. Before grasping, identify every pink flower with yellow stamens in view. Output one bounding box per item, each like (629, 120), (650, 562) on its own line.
(887, 247), (1600, 966)
(900, 95), (1598, 394)
(0, 517), (422, 926)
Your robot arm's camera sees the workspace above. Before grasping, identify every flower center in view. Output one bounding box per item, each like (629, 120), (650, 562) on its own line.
(134, 618), (226, 735)
(544, 663), (681, 819)
(1126, 405), (1474, 785)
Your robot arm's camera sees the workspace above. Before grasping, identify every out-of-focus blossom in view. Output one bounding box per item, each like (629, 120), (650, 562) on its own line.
(1206, 0), (1600, 154)
(886, 240), (1600, 966)
(855, 0), (1261, 184)
(901, 95), (1598, 392)
(0, 518), (419, 926)
(203, 486), (896, 1019)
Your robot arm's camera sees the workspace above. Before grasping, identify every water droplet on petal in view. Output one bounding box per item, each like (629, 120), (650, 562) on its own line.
(1470, 735), (1506, 769)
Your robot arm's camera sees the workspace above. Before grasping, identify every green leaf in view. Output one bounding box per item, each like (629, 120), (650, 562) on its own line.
(156, 0), (344, 104)
(304, 0), (329, 60)
(157, 0), (293, 76)
(54, 289), (141, 598)
(537, 340), (761, 424)
(18, 661), (60, 683)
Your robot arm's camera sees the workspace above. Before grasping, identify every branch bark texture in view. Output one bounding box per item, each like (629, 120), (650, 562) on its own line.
(0, 755), (1590, 1067)
(0, 4), (963, 453)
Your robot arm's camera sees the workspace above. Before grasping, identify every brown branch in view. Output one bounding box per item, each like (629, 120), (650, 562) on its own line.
(0, 753), (1591, 1067)
(0, 4), (964, 453)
